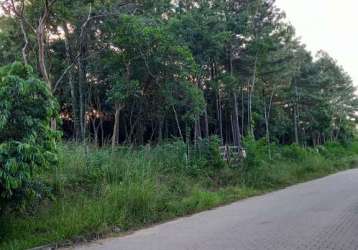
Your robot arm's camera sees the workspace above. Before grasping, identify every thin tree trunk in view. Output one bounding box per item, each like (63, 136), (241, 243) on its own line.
(20, 19), (29, 64)
(264, 100), (271, 159)
(37, 19), (50, 87)
(247, 88), (251, 137)
(36, 1), (57, 130)
(9, 1), (30, 64)
(112, 104), (121, 150)
(231, 114), (236, 145)
(217, 94), (223, 144)
(77, 5), (93, 142)
(149, 121), (156, 142)
(204, 106), (209, 138)
(78, 56), (86, 141)
(248, 55), (258, 137)
(241, 86), (245, 136)
(128, 118), (141, 144)
(173, 106), (184, 141)
(229, 43), (242, 149)
(123, 115), (128, 143)
(158, 118), (163, 143)
(185, 124), (190, 163)
(194, 119), (198, 146)
(225, 115), (230, 145)
(294, 85), (299, 144)
(197, 117), (202, 139)
(233, 92), (242, 149)
(100, 118), (104, 146)
(264, 88), (275, 159)
(136, 122), (145, 145)
(63, 23), (81, 140)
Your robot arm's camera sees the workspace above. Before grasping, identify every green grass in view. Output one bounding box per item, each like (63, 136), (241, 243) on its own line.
(0, 139), (357, 250)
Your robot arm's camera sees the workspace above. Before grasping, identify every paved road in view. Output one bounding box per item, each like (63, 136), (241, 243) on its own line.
(74, 169), (358, 250)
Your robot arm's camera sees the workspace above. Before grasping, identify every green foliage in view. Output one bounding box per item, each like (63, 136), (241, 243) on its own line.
(242, 137), (269, 168)
(0, 0), (357, 248)
(1, 140), (357, 250)
(1, 0), (355, 146)
(196, 135), (225, 170)
(0, 62), (58, 210)
(241, 139), (358, 189)
(281, 144), (310, 160)
(107, 78), (140, 106)
(101, 14), (204, 126)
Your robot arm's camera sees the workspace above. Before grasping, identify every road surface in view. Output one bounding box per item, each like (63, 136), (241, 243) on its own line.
(73, 169), (358, 250)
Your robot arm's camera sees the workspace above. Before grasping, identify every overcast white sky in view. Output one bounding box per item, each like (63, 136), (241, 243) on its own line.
(275, 0), (358, 86)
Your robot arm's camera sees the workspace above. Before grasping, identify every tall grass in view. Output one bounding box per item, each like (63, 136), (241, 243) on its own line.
(0, 139), (357, 250)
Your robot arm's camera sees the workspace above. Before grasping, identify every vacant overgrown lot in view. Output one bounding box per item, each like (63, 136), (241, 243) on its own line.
(1, 139), (357, 250)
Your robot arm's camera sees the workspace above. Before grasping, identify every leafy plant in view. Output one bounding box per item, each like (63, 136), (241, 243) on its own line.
(0, 62), (59, 211)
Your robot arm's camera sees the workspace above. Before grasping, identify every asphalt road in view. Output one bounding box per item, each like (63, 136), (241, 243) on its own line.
(74, 169), (358, 250)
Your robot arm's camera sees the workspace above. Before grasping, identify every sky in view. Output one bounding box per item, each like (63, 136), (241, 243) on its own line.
(275, 0), (358, 86)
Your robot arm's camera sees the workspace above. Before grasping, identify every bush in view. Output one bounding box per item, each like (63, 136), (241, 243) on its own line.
(0, 138), (357, 249)
(196, 135), (225, 170)
(241, 137), (269, 169)
(0, 62), (58, 211)
(280, 144), (310, 161)
(320, 142), (348, 159)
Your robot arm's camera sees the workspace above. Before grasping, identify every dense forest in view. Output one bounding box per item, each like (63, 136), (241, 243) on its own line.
(1, 1), (358, 249)
(0, 0), (357, 148)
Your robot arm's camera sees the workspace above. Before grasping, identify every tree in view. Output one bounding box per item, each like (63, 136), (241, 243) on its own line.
(108, 77), (140, 149)
(0, 0), (356, 148)
(0, 62), (58, 210)
(101, 14), (204, 145)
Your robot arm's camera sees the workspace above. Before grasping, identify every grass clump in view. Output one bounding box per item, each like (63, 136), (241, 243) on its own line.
(0, 139), (357, 250)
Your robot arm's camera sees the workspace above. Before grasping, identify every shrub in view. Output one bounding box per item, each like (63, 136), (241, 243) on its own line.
(242, 137), (268, 168)
(195, 135), (225, 170)
(0, 62), (58, 211)
(280, 144), (309, 161)
(320, 142), (348, 159)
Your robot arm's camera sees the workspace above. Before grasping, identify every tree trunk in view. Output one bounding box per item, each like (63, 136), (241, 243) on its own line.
(194, 119), (198, 146)
(36, 2), (57, 130)
(197, 117), (202, 139)
(173, 106), (184, 141)
(204, 106), (209, 138)
(293, 85), (299, 144)
(37, 19), (50, 88)
(78, 55), (87, 141)
(233, 92), (242, 149)
(264, 88), (275, 159)
(185, 124), (190, 164)
(241, 86), (245, 136)
(247, 88), (251, 137)
(63, 23), (81, 140)
(100, 118), (104, 146)
(264, 100), (271, 159)
(217, 94), (223, 144)
(20, 18), (29, 64)
(158, 118), (163, 143)
(10, 1), (29, 64)
(149, 121), (156, 142)
(229, 43), (242, 149)
(77, 5), (93, 142)
(112, 104), (122, 150)
(248, 55), (258, 137)
(231, 114), (236, 145)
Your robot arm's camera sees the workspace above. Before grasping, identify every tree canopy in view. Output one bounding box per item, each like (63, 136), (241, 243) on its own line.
(0, 0), (356, 147)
